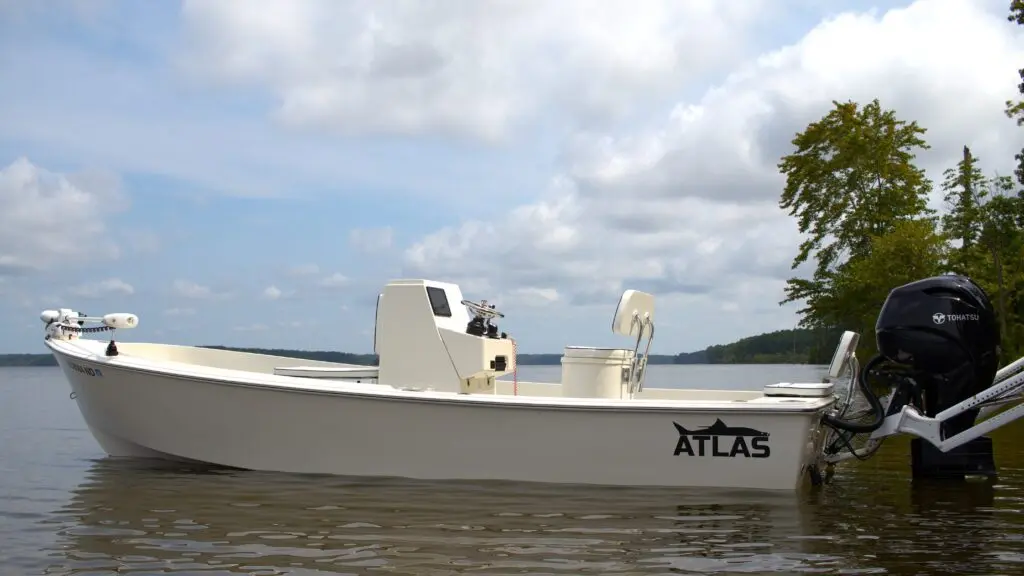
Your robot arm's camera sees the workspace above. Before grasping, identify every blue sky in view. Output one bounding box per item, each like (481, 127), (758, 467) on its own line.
(1, 0), (1022, 355)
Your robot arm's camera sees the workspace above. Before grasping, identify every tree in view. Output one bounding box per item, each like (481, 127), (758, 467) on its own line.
(992, 1), (1024, 361)
(940, 146), (989, 274)
(830, 219), (948, 358)
(974, 177), (1024, 362)
(1006, 1), (1024, 185)
(777, 99), (934, 330)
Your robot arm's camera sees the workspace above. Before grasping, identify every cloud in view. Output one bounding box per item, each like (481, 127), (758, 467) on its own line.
(163, 307), (196, 317)
(172, 279), (230, 300)
(504, 287), (561, 308)
(179, 0), (771, 141)
(261, 284), (295, 300)
(349, 226), (393, 254)
(68, 278), (135, 299)
(405, 0), (1024, 317)
(558, 0), (1024, 206)
(0, 157), (126, 276)
(2, 0), (1022, 355)
(318, 273), (349, 288)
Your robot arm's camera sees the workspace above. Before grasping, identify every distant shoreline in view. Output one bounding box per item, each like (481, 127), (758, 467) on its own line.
(1, 327), (835, 367)
(0, 350), (818, 368)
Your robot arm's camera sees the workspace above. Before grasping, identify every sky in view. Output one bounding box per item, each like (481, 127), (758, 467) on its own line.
(1, 0), (1023, 355)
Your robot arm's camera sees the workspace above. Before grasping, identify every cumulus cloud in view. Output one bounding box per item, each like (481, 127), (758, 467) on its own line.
(504, 287), (561, 308)
(172, 279), (230, 300)
(404, 0), (1024, 317)
(0, 157), (125, 275)
(319, 273), (349, 288)
(68, 278), (135, 299)
(179, 0), (769, 141)
(4, 0), (1022, 353)
(563, 0), (1024, 205)
(262, 285), (283, 300)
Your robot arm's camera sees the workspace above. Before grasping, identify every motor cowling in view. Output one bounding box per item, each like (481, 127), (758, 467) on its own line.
(875, 274), (1000, 437)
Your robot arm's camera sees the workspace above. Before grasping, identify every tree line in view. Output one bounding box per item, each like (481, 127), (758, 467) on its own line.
(206, 330), (844, 366)
(776, 2), (1024, 365)
(0, 328), (832, 367)
(674, 328), (843, 365)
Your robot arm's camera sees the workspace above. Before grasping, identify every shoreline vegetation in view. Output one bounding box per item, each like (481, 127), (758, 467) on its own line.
(0, 327), (835, 367)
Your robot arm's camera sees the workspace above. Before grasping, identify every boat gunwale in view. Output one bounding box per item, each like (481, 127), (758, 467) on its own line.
(46, 338), (835, 415)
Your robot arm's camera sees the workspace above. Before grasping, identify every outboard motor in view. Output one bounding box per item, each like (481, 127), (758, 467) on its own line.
(874, 273), (1001, 479)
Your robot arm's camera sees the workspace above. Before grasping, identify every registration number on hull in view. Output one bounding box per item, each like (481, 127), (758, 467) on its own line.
(70, 362), (103, 378)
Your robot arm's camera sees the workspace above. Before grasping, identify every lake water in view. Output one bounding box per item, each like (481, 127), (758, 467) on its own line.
(2, 364), (1024, 575)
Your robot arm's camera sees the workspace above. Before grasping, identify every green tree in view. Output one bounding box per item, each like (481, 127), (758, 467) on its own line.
(993, 1), (1024, 361)
(1006, 1), (1024, 185)
(940, 146), (988, 275)
(778, 99), (934, 330)
(830, 219), (948, 358)
(974, 178), (1024, 361)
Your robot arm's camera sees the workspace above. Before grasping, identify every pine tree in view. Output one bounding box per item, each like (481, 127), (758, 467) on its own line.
(939, 146), (988, 274)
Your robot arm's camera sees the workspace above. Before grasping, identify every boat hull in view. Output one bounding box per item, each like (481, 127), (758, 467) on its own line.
(51, 344), (831, 491)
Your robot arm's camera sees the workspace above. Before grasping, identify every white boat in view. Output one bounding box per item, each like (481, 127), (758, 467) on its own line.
(40, 275), (1024, 491)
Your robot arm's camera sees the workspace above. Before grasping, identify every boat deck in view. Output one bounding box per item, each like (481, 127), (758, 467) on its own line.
(47, 338), (835, 413)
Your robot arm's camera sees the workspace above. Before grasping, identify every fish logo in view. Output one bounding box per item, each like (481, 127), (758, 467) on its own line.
(672, 418), (770, 459)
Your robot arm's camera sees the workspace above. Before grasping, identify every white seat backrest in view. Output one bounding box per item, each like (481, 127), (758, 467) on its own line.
(827, 331), (860, 379)
(611, 289), (655, 337)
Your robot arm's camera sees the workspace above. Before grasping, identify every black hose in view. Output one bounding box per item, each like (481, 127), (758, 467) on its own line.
(821, 354), (887, 433)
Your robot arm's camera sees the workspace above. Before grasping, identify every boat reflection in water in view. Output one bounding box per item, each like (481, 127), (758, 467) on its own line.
(44, 458), (819, 574)
(40, 454), (1024, 575)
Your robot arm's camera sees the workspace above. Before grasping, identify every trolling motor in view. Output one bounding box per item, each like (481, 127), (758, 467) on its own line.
(41, 309), (140, 357)
(818, 273), (1012, 481)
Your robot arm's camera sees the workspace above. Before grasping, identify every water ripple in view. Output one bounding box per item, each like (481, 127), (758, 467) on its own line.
(3, 458), (1014, 575)
(4, 366), (1024, 575)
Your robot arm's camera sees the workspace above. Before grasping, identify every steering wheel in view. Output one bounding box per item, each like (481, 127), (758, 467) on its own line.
(461, 299), (504, 320)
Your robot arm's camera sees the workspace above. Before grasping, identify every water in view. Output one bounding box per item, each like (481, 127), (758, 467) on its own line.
(2, 364), (1024, 575)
